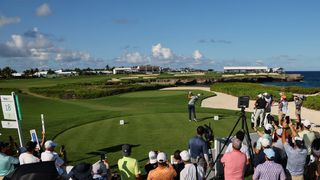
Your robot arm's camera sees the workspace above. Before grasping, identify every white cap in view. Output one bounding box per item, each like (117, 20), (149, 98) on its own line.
(276, 128), (283, 136)
(258, 94), (263, 98)
(294, 136), (303, 141)
(263, 92), (268, 96)
(157, 152), (166, 163)
(149, 151), (157, 164)
(180, 150), (190, 161)
(44, 140), (57, 149)
(264, 124), (273, 131)
(261, 138), (271, 147)
(302, 119), (311, 128)
(197, 94), (201, 97)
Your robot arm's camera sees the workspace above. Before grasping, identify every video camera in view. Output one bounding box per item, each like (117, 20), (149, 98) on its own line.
(203, 124), (214, 143)
(238, 96), (250, 108)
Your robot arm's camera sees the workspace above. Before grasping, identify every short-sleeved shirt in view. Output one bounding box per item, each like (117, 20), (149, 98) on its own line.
(41, 150), (65, 175)
(147, 165), (177, 180)
(298, 130), (315, 155)
(253, 161), (286, 180)
(284, 143), (307, 176)
(255, 98), (267, 109)
(188, 136), (208, 159)
(19, 152), (40, 165)
(180, 163), (204, 180)
(0, 153), (19, 176)
(118, 156), (141, 180)
(225, 142), (250, 159)
(188, 96), (199, 105)
(221, 150), (246, 180)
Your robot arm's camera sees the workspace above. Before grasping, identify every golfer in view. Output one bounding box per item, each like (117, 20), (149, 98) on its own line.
(188, 91), (200, 122)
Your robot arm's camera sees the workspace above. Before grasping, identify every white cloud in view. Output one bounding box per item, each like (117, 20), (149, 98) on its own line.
(152, 43), (173, 59)
(193, 50), (203, 61)
(0, 16), (21, 27)
(36, 3), (52, 17)
(55, 51), (91, 62)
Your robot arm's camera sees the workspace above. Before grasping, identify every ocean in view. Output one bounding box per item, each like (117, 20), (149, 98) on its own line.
(263, 71), (320, 88)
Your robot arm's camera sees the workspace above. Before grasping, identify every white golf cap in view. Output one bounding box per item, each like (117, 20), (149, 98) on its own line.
(261, 138), (271, 147)
(264, 124), (273, 131)
(157, 152), (166, 163)
(44, 140), (57, 149)
(180, 150), (190, 161)
(149, 151), (157, 164)
(302, 119), (311, 128)
(258, 94), (263, 98)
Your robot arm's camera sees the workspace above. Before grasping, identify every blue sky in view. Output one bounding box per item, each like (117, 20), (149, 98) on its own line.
(0, 0), (319, 71)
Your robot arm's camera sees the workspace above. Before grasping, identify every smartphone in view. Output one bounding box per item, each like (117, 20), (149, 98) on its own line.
(100, 153), (106, 161)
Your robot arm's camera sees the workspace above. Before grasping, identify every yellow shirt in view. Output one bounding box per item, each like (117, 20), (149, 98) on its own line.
(118, 156), (141, 180)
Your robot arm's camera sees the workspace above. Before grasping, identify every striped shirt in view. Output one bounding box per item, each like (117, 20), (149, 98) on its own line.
(253, 161), (286, 180)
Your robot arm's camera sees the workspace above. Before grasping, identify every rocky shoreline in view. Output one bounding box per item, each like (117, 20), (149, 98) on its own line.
(152, 73), (303, 85)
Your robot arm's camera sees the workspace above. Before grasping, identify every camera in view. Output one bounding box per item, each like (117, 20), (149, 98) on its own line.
(238, 96), (250, 108)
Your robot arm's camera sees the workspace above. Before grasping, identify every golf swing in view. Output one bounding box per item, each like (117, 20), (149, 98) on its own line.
(188, 91), (201, 122)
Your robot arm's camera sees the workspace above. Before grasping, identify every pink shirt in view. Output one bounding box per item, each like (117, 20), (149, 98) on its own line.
(221, 150), (246, 180)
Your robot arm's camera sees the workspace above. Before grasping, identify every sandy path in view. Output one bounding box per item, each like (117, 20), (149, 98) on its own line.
(162, 86), (320, 126)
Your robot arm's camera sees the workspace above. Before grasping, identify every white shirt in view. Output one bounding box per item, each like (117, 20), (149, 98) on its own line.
(180, 163), (204, 180)
(41, 150), (65, 175)
(19, 152), (40, 165)
(225, 142), (250, 159)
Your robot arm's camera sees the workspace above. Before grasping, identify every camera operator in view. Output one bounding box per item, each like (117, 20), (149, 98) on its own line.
(188, 126), (210, 173)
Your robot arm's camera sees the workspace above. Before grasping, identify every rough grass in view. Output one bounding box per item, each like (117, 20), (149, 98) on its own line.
(304, 95), (320, 110)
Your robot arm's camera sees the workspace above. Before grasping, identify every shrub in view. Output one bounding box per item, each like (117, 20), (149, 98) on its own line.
(304, 96), (320, 110)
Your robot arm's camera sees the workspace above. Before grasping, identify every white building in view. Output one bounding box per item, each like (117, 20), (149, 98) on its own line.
(54, 70), (77, 76)
(33, 71), (48, 77)
(224, 66), (269, 73)
(113, 67), (134, 74)
(11, 73), (23, 77)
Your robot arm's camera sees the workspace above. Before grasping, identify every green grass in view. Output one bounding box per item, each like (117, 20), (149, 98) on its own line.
(304, 95), (320, 110)
(0, 87), (250, 174)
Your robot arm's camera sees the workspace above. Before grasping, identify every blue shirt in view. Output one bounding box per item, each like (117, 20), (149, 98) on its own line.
(284, 143), (307, 176)
(0, 153), (19, 176)
(188, 136), (208, 158)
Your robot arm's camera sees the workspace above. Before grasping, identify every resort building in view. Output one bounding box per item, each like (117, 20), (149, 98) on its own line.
(224, 66), (269, 73)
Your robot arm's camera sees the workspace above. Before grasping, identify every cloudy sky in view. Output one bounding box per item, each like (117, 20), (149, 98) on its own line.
(0, 1), (320, 71)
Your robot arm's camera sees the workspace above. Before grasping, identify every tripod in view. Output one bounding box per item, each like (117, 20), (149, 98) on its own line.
(206, 107), (254, 179)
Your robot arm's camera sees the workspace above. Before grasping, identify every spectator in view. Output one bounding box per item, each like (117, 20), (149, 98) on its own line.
(255, 124), (273, 151)
(172, 150), (184, 180)
(253, 138), (271, 168)
(69, 162), (93, 180)
(147, 152), (177, 180)
(179, 150), (204, 180)
(19, 141), (40, 165)
(225, 130), (250, 164)
(92, 159), (112, 180)
(253, 148), (286, 180)
(0, 142), (19, 178)
(118, 144), (141, 180)
(282, 129), (307, 179)
(306, 138), (320, 179)
(41, 140), (66, 176)
(272, 128), (287, 169)
(145, 151), (158, 176)
(298, 120), (315, 155)
(188, 126), (209, 171)
(253, 94), (267, 128)
(221, 138), (246, 180)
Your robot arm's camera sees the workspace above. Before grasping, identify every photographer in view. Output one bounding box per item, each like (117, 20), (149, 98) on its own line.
(187, 92), (201, 122)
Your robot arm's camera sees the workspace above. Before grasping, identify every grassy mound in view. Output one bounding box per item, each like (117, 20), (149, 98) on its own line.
(304, 95), (320, 110)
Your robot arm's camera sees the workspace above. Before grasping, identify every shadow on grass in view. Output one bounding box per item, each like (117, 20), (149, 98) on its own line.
(197, 115), (226, 122)
(71, 144), (140, 163)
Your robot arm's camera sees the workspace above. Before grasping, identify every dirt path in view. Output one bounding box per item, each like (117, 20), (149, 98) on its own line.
(162, 86), (320, 127)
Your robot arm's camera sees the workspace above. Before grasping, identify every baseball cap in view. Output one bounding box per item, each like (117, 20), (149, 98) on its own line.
(149, 151), (157, 164)
(302, 120), (311, 128)
(257, 94), (263, 98)
(264, 124), (273, 131)
(263, 92), (268, 96)
(261, 138), (271, 148)
(294, 137), (304, 147)
(232, 138), (242, 150)
(294, 136), (303, 141)
(276, 128), (283, 136)
(122, 144), (131, 156)
(44, 140), (57, 149)
(157, 152), (167, 163)
(180, 150), (190, 161)
(263, 148), (275, 159)
(281, 95), (287, 100)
